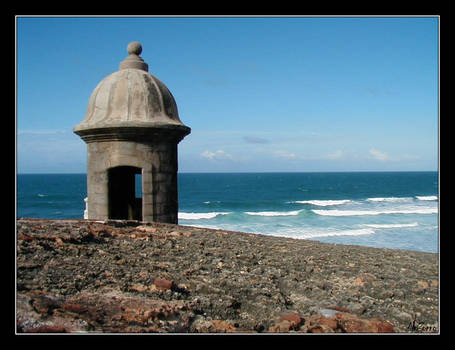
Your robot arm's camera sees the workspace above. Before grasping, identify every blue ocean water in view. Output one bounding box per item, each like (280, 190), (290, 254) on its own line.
(17, 172), (439, 253)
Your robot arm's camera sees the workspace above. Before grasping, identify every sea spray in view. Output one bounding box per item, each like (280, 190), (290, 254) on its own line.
(416, 196), (438, 201)
(244, 210), (304, 217)
(178, 212), (230, 220)
(288, 199), (351, 206)
(312, 208), (438, 216)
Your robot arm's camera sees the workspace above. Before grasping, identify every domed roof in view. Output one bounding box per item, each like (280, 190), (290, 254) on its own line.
(73, 42), (190, 141)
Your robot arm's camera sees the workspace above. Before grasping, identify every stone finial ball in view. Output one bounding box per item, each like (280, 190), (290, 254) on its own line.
(127, 42), (142, 55)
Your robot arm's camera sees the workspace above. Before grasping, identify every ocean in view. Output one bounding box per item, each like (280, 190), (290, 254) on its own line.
(16, 172), (439, 253)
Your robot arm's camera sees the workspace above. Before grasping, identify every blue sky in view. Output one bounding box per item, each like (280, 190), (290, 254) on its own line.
(16, 16), (439, 173)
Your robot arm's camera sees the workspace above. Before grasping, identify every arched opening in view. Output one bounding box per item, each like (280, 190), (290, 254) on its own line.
(108, 166), (142, 220)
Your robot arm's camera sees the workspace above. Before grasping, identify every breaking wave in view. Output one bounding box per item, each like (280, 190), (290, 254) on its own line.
(363, 222), (419, 229)
(290, 199), (351, 206)
(244, 210), (304, 217)
(416, 196), (438, 201)
(311, 228), (375, 237)
(178, 212), (230, 220)
(367, 196), (438, 202)
(272, 227), (376, 239)
(367, 197), (411, 202)
(312, 208), (438, 217)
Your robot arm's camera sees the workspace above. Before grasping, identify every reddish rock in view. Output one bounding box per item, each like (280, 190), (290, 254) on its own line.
(62, 303), (88, 314)
(136, 225), (157, 234)
(307, 324), (336, 333)
(269, 312), (304, 333)
(354, 273), (377, 287)
(326, 305), (350, 313)
(18, 233), (34, 241)
(193, 319), (238, 333)
(154, 278), (174, 291)
(55, 237), (64, 247)
(305, 314), (339, 333)
(335, 313), (394, 333)
(155, 263), (170, 270)
(303, 312), (394, 333)
(269, 320), (294, 333)
(417, 280), (429, 289)
(279, 312), (303, 328)
(27, 325), (67, 333)
(431, 280), (438, 288)
(130, 283), (149, 292)
(211, 320), (237, 333)
(120, 307), (149, 325)
(335, 313), (370, 332)
(354, 277), (366, 287)
(169, 230), (192, 238)
(31, 293), (63, 315)
(369, 318), (395, 333)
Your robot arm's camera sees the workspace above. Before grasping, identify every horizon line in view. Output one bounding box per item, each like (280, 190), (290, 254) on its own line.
(17, 170), (439, 175)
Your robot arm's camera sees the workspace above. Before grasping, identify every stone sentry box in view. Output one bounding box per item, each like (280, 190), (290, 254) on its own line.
(73, 42), (190, 223)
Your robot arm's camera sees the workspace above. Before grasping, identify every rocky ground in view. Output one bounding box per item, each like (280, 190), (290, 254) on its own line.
(16, 218), (439, 334)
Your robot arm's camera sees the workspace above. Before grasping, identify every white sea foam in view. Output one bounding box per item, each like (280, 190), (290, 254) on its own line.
(178, 212), (230, 220)
(37, 194), (47, 197)
(363, 222), (419, 229)
(290, 199), (351, 206)
(416, 196), (438, 201)
(245, 210), (303, 217)
(312, 208), (438, 217)
(312, 228), (375, 237)
(367, 197), (411, 202)
(277, 227), (376, 239)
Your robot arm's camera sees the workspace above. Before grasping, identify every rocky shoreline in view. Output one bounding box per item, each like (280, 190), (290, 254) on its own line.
(16, 218), (439, 334)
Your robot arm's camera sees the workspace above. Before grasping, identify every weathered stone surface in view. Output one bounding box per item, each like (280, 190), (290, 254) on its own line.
(154, 278), (174, 291)
(334, 313), (395, 333)
(279, 312), (303, 328)
(305, 315), (338, 333)
(269, 320), (295, 333)
(16, 219), (439, 333)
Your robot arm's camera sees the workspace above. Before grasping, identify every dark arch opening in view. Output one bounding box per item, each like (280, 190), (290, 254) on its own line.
(108, 166), (142, 220)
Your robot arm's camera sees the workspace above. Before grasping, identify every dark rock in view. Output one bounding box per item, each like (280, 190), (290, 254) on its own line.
(26, 325), (67, 333)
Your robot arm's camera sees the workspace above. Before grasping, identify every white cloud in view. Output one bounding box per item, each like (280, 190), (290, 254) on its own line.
(325, 150), (346, 160)
(201, 150), (215, 159)
(201, 150), (234, 160)
(369, 148), (390, 161)
(272, 150), (296, 159)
